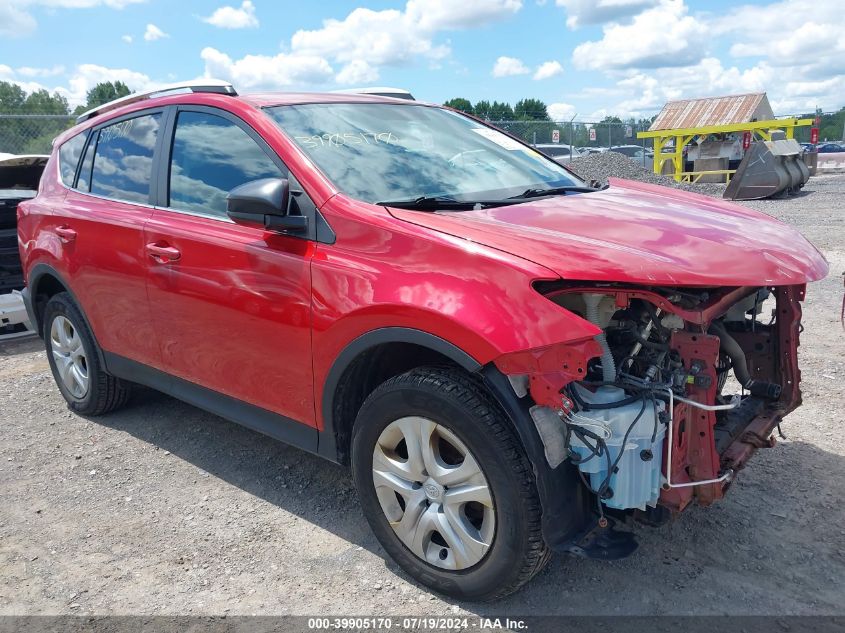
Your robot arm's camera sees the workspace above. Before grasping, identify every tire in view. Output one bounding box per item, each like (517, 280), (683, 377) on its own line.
(43, 292), (131, 416)
(351, 366), (550, 601)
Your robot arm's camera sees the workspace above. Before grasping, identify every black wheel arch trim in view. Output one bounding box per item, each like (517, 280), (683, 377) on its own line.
(24, 263), (107, 366)
(479, 364), (595, 553)
(318, 327), (482, 462)
(318, 325), (593, 550)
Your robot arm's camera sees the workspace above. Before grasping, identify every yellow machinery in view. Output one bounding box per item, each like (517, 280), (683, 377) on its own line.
(637, 118), (813, 183)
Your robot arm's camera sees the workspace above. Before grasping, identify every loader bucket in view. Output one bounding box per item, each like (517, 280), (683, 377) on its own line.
(723, 139), (810, 200)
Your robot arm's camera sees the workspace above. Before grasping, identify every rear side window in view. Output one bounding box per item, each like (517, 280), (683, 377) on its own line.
(59, 132), (87, 186)
(90, 112), (161, 204)
(168, 111), (282, 218)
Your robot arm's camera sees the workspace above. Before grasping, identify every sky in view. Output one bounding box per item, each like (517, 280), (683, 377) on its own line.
(0, 0), (843, 121)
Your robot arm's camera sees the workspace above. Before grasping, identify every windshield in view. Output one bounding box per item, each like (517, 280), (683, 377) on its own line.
(266, 103), (582, 204)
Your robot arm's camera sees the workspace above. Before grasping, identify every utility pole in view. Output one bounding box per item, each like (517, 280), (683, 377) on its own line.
(569, 113), (577, 158)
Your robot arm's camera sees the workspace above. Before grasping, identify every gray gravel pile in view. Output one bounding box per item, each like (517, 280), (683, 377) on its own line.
(569, 151), (727, 198)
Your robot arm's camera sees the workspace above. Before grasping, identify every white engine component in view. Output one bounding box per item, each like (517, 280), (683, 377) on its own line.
(568, 384), (666, 511)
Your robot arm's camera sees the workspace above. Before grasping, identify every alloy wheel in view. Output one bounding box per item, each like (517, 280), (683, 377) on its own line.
(50, 315), (89, 399)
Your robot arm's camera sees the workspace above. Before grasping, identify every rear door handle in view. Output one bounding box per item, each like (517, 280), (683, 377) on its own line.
(55, 226), (77, 243)
(146, 242), (181, 264)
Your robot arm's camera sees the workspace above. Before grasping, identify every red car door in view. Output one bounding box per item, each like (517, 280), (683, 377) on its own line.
(59, 110), (164, 368)
(143, 107), (315, 426)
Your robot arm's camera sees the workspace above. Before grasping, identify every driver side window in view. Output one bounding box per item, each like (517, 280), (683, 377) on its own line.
(168, 110), (283, 219)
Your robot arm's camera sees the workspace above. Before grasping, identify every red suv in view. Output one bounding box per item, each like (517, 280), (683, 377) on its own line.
(18, 81), (828, 600)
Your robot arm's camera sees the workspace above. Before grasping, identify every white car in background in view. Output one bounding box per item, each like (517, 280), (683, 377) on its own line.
(532, 143), (582, 164)
(0, 153), (46, 339)
(610, 144), (654, 170)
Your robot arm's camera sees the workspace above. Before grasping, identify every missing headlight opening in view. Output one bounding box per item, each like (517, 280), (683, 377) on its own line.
(517, 283), (805, 516)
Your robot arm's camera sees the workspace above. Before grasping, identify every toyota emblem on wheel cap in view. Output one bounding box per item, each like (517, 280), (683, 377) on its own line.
(424, 482), (442, 500)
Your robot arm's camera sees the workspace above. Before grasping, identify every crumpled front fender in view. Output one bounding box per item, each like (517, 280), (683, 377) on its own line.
(493, 337), (603, 409)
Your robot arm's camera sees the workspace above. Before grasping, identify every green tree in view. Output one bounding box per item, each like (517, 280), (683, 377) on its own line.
(818, 107), (844, 142)
(73, 81), (132, 115)
(0, 82), (27, 113)
(595, 115), (622, 147)
(473, 100), (492, 120)
(442, 98), (474, 115)
(0, 81), (72, 154)
(488, 101), (514, 121)
(24, 89), (69, 115)
(513, 98), (549, 121)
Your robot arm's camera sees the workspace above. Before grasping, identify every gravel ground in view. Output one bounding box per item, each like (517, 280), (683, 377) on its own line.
(569, 150), (727, 197)
(1, 174), (843, 616)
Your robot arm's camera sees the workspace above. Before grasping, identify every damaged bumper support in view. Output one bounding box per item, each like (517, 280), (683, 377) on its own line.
(492, 283), (807, 557)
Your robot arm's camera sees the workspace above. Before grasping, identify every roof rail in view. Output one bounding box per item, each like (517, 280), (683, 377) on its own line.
(331, 87), (415, 101)
(75, 78), (237, 124)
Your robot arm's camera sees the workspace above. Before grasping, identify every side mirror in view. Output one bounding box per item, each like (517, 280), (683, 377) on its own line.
(226, 178), (308, 234)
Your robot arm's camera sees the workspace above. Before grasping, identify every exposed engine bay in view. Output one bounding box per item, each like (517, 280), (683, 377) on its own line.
(501, 282), (805, 519)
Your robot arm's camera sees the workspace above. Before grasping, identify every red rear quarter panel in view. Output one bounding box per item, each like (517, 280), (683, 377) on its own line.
(17, 152), (66, 287)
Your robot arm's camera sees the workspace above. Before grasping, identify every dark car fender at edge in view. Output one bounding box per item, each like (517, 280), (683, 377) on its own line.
(479, 364), (595, 553)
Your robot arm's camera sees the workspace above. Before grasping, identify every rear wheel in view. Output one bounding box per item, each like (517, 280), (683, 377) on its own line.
(43, 292), (131, 416)
(351, 367), (550, 600)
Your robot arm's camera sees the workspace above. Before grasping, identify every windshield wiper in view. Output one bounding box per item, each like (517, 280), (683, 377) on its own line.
(376, 195), (520, 210)
(508, 185), (599, 200)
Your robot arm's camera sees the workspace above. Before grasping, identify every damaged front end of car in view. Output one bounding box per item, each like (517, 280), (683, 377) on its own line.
(494, 281), (808, 557)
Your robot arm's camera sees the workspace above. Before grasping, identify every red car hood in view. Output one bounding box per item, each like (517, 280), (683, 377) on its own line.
(389, 178), (829, 286)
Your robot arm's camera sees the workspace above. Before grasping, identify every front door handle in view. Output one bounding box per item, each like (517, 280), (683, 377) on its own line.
(146, 242), (181, 264)
(55, 226), (77, 244)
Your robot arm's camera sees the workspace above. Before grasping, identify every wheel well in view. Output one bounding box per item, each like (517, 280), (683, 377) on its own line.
(31, 272), (68, 333)
(331, 342), (462, 465)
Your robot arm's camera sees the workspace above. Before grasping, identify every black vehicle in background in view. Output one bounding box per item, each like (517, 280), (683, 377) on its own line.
(0, 154), (46, 336)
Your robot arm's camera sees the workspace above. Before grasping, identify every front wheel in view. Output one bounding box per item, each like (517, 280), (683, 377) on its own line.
(351, 367), (550, 600)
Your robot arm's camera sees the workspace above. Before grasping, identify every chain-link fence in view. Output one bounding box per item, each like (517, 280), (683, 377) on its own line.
(0, 114), (76, 155)
(496, 119), (654, 150)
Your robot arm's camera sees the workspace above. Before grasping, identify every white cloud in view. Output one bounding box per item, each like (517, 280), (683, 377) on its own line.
(0, 63), (156, 107)
(144, 23), (168, 41)
(492, 56), (530, 77)
(200, 47), (334, 89)
(405, 0), (522, 30)
(573, 0), (845, 117)
(0, 63), (152, 107)
(572, 0), (706, 71)
(291, 8), (448, 66)
(122, 34), (132, 43)
(36, 0), (145, 7)
(202, 1), (259, 29)
(547, 102), (577, 120)
(0, 4), (37, 37)
(598, 56), (845, 118)
(16, 65), (65, 78)
(555, 0), (658, 28)
(1, 0), (145, 37)
(62, 63), (155, 106)
(335, 60), (379, 85)
(290, 0), (520, 68)
(714, 0), (845, 83)
(534, 60), (563, 80)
